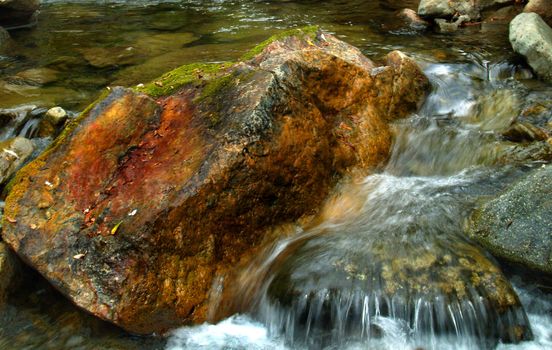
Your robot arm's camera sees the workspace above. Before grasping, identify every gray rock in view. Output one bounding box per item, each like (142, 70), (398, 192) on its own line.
(468, 165), (552, 275)
(418, 0), (513, 20)
(0, 241), (21, 303)
(44, 106), (67, 126)
(510, 12), (552, 82)
(524, 0), (552, 27)
(418, 0), (456, 18)
(0, 137), (34, 185)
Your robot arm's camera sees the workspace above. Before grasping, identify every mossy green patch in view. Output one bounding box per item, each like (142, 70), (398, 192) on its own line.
(130, 26), (319, 99)
(134, 62), (233, 98)
(240, 25), (320, 61)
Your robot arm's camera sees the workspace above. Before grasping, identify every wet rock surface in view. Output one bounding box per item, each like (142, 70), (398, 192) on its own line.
(468, 164), (552, 276)
(1, 29), (429, 334)
(0, 241), (21, 304)
(0, 0), (39, 29)
(524, 0), (552, 27)
(510, 12), (552, 82)
(252, 176), (532, 348)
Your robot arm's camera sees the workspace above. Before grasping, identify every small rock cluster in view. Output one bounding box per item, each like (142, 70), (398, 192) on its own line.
(403, 0), (552, 83)
(0, 105), (70, 188)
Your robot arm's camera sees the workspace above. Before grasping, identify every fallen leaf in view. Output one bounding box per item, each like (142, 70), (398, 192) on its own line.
(6, 216), (17, 223)
(73, 253), (86, 259)
(111, 221), (123, 235)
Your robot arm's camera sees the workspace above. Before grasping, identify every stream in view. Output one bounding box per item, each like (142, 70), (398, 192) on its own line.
(1, 1), (551, 349)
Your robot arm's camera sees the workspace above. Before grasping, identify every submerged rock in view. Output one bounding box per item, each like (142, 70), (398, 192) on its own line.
(262, 232), (531, 347)
(468, 165), (552, 276)
(501, 121), (549, 142)
(250, 176), (532, 348)
(0, 26), (9, 50)
(524, 0), (552, 27)
(1, 28), (429, 334)
(0, 0), (39, 29)
(435, 15), (471, 33)
(15, 67), (60, 86)
(78, 47), (139, 69)
(0, 241), (21, 304)
(510, 12), (552, 82)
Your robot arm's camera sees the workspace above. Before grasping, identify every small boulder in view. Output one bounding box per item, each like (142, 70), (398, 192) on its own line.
(0, 241), (21, 304)
(468, 165), (552, 275)
(509, 12), (552, 82)
(0, 137), (34, 185)
(397, 8), (430, 30)
(524, 0), (552, 27)
(37, 106), (68, 138)
(0, 0), (39, 29)
(44, 106), (67, 126)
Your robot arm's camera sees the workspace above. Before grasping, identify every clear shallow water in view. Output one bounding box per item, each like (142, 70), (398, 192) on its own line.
(1, 1), (551, 349)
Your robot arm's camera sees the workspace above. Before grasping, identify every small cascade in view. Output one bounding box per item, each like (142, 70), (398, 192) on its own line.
(17, 117), (41, 139)
(234, 174), (532, 349)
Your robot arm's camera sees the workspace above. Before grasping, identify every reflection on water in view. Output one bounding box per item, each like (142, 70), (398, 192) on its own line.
(0, 0), (534, 110)
(1, 1), (551, 349)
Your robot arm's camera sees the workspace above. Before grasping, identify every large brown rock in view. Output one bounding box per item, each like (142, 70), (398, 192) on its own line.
(1, 28), (429, 334)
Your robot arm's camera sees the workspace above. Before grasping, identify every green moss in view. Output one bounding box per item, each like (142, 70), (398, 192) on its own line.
(241, 25), (320, 61)
(198, 72), (235, 102)
(130, 25), (319, 99)
(134, 62), (233, 98)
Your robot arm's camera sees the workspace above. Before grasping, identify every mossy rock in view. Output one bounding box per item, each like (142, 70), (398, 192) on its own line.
(2, 27), (429, 334)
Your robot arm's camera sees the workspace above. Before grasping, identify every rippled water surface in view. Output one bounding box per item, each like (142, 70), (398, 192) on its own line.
(1, 1), (551, 349)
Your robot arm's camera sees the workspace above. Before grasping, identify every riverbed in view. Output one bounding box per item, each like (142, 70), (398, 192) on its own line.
(0, 1), (551, 349)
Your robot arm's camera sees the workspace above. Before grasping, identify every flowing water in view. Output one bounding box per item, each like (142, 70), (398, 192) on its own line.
(1, 1), (552, 349)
